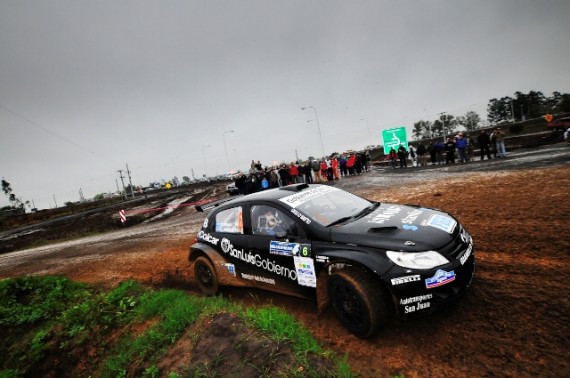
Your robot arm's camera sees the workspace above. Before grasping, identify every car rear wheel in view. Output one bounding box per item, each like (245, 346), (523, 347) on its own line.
(194, 256), (219, 295)
(328, 266), (388, 338)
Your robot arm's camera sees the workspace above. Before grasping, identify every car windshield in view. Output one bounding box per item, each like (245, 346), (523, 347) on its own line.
(279, 186), (372, 226)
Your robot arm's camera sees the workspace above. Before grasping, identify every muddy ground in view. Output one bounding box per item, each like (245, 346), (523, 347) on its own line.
(1, 144), (569, 377)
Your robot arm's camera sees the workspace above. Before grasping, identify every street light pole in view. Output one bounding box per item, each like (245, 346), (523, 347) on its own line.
(302, 106), (325, 158)
(439, 112), (446, 142)
(223, 130), (234, 172)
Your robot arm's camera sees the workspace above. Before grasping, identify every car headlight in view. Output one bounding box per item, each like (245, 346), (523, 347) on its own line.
(386, 251), (449, 270)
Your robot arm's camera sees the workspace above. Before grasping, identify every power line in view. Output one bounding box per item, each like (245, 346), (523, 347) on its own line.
(0, 103), (118, 164)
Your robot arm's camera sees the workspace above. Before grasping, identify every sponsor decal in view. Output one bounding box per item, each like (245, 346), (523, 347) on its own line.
(401, 209), (423, 224)
(197, 230), (219, 246)
(423, 214), (457, 234)
(391, 274), (420, 286)
(366, 205), (402, 224)
(460, 244), (473, 265)
(270, 241), (298, 256)
(241, 273), (275, 285)
(425, 269), (456, 289)
(315, 255), (329, 263)
(225, 263), (236, 276)
(269, 241), (311, 257)
(220, 238), (297, 281)
(402, 224), (418, 231)
(279, 186), (338, 208)
(405, 300), (431, 313)
(294, 256), (316, 287)
(400, 293), (433, 305)
(290, 208), (312, 224)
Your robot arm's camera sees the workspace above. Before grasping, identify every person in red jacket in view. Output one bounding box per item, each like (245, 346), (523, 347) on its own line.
(331, 157), (339, 180)
(289, 162), (299, 184)
(320, 160), (328, 182)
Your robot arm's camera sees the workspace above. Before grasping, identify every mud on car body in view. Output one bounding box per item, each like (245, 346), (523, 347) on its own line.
(189, 183), (475, 338)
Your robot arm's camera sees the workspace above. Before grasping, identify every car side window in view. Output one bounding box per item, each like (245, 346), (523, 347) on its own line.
(214, 206), (244, 234)
(250, 205), (298, 237)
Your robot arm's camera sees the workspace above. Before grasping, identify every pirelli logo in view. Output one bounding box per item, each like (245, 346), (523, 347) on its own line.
(391, 275), (421, 286)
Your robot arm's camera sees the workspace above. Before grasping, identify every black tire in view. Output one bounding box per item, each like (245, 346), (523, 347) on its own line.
(328, 266), (388, 338)
(194, 256), (219, 296)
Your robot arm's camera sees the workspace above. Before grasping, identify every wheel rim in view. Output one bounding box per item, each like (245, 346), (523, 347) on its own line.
(332, 282), (366, 328)
(196, 263), (213, 288)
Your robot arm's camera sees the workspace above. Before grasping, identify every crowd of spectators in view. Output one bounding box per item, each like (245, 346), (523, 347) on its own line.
(388, 128), (509, 169)
(233, 128), (518, 194)
(233, 152), (371, 195)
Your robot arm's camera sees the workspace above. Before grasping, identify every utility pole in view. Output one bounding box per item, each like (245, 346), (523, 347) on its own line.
(126, 164), (135, 199)
(53, 194), (58, 208)
(117, 170), (127, 200)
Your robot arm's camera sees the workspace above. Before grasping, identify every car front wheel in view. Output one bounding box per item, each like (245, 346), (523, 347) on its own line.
(328, 266), (388, 338)
(194, 256), (219, 296)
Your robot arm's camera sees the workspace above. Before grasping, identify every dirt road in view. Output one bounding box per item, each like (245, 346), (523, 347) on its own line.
(1, 144), (569, 377)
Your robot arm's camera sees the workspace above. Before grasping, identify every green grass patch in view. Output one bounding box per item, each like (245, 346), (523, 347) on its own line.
(0, 276), (353, 377)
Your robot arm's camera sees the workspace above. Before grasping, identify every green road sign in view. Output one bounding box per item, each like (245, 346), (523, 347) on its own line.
(382, 127), (408, 154)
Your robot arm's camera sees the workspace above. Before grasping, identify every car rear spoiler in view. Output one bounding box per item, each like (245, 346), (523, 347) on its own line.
(196, 196), (241, 212)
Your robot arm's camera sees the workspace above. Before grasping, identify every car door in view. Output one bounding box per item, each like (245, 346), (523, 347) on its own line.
(246, 203), (316, 298)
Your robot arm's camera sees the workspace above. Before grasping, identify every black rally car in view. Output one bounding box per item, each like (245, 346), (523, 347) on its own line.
(189, 183), (475, 338)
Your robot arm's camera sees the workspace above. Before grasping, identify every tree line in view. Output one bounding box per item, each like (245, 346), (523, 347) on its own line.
(411, 90), (570, 140)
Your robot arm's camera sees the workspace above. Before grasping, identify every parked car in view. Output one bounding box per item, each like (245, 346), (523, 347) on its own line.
(226, 182), (239, 195)
(547, 116), (570, 131)
(189, 183), (475, 338)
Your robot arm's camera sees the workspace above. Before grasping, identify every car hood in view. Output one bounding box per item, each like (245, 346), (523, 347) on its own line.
(330, 203), (458, 251)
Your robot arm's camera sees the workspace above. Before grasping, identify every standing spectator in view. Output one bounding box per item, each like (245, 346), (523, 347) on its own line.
(289, 162), (299, 183)
(320, 160), (328, 182)
(477, 129), (492, 160)
(456, 133), (468, 163)
(311, 158), (321, 183)
(346, 153), (356, 175)
(355, 153), (363, 174)
(325, 157), (333, 181)
(495, 128), (507, 157)
(269, 168), (280, 188)
(397, 145), (408, 168)
(303, 161), (312, 183)
(436, 140), (445, 165)
(417, 142), (427, 166)
(278, 164), (289, 186)
(389, 147), (398, 169)
(332, 157), (340, 180)
(445, 137), (456, 164)
(467, 134), (475, 161)
(490, 128), (498, 157)
(408, 145), (417, 167)
(339, 155), (347, 177)
(363, 151), (371, 172)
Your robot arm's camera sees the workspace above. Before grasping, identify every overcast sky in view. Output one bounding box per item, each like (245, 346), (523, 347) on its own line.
(1, 0), (569, 210)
